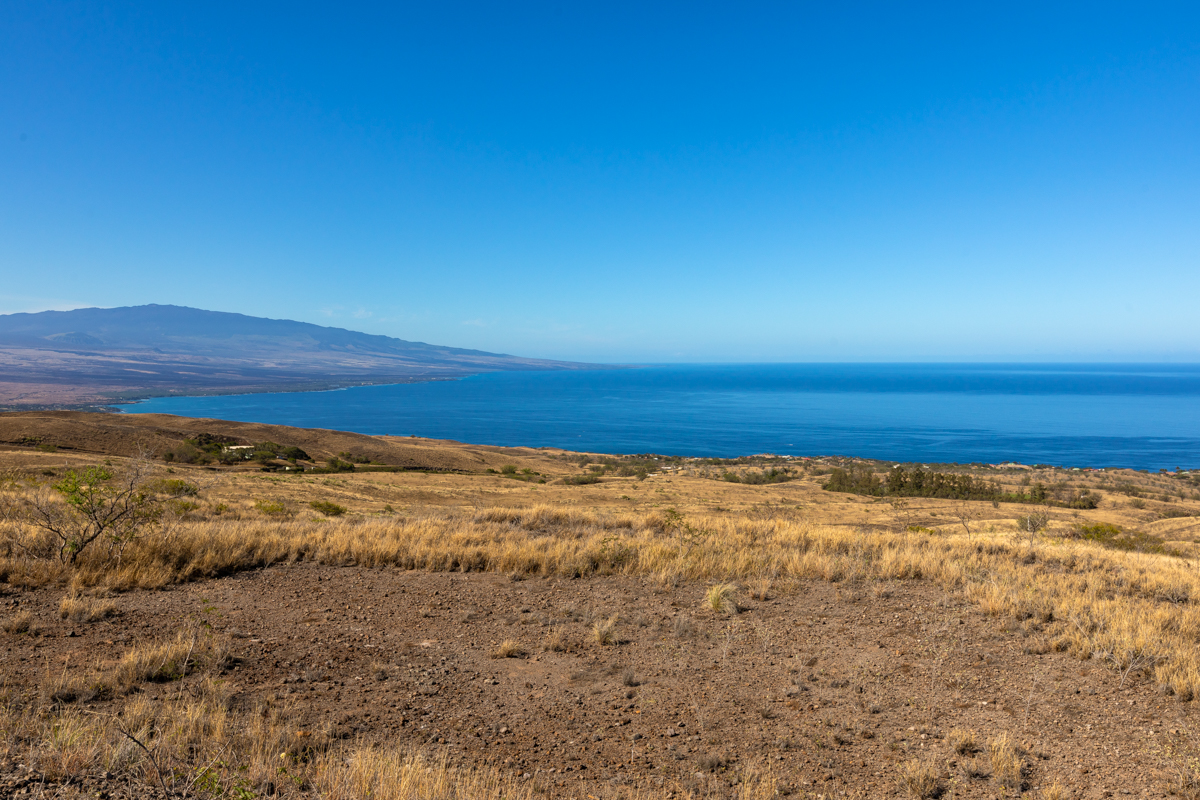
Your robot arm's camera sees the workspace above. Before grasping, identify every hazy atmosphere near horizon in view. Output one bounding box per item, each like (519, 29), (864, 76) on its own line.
(2, 3), (1198, 362)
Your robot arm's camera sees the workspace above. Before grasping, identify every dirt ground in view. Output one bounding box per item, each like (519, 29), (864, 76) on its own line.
(1, 561), (1190, 799)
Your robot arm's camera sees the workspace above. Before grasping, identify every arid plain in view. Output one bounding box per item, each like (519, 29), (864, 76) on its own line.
(2, 412), (1200, 799)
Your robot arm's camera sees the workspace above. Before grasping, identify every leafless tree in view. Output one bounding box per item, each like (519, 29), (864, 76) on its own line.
(1017, 509), (1050, 547)
(953, 501), (980, 538)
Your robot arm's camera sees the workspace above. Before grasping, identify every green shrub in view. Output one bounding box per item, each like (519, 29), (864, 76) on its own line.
(255, 500), (290, 517)
(309, 500), (347, 517)
(146, 478), (199, 498)
(1072, 522), (1170, 555)
(562, 474), (601, 485)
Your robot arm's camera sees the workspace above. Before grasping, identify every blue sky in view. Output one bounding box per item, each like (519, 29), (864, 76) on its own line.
(2, 2), (1198, 362)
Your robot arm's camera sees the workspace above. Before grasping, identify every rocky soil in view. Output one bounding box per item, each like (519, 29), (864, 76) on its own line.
(0, 562), (1188, 798)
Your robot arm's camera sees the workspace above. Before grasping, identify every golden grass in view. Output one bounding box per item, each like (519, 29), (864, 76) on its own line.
(491, 638), (526, 659)
(947, 727), (977, 755)
(1, 610), (33, 634)
(591, 613), (619, 646)
(111, 630), (200, 689)
(1037, 782), (1068, 800)
(311, 748), (536, 800)
(705, 581), (740, 614)
(897, 757), (942, 798)
(542, 627), (569, 652)
(59, 592), (117, 623)
(988, 732), (1024, 790)
(6, 501), (1200, 697)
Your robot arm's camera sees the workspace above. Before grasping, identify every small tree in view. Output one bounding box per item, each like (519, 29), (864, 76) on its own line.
(953, 501), (980, 538)
(19, 463), (162, 564)
(1017, 509), (1050, 547)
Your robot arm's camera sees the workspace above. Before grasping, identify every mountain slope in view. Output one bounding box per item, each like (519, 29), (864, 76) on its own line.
(0, 305), (597, 407)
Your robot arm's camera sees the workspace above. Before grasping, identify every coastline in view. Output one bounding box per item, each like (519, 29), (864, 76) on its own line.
(119, 365), (1200, 471)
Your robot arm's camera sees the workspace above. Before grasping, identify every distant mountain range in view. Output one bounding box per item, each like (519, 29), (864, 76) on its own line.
(0, 305), (599, 408)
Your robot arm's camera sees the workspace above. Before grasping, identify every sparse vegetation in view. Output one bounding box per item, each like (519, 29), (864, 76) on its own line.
(3, 430), (1200, 798)
(1, 462), (165, 564)
(542, 628), (569, 652)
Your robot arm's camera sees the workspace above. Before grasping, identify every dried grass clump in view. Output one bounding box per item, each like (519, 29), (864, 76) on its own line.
(311, 747), (537, 800)
(705, 582), (740, 614)
(959, 757), (990, 780)
(1037, 782), (1068, 800)
(898, 758), (942, 798)
(59, 593), (117, 623)
(491, 639), (526, 659)
(988, 732), (1024, 790)
(1, 610), (34, 635)
(592, 614), (619, 646)
(748, 576), (772, 601)
(115, 632), (197, 687)
(542, 628), (569, 652)
(947, 727), (977, 755)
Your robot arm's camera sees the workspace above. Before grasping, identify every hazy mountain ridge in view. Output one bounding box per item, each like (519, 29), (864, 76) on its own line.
(0, 305), (599, 408)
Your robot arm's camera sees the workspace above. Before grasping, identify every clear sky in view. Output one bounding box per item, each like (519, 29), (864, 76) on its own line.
(2, 2), (1198, 363)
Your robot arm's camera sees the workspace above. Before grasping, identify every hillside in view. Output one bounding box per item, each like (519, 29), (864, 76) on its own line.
(0, 304), (599, 407)
(0, 410), (562, 473)
(2, 418), (1200, 798)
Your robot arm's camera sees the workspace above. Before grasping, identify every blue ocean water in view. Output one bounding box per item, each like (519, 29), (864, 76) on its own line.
(124, 364), (1200, 469)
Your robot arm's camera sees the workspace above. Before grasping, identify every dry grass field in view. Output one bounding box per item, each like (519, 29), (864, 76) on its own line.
(2, 413), (1200, 798)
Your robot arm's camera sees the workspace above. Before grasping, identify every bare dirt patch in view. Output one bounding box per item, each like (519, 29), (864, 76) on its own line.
(1, 562), (1187, 798)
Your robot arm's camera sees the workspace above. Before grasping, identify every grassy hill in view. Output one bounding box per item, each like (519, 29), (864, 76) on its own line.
(2, 414), (1200, 798)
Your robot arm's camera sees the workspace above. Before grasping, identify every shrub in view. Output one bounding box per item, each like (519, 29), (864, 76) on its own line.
(255, 500), (291, 517)
(309, 500), (347, 517)
(171, 442), (209, 465)
(561, 474), (601, 485)
(3, 463), (164, 564)
(145, 478), (198, 497)
(1066, 489), (1101, 509)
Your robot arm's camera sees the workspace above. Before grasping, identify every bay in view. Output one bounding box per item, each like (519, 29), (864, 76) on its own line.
(125, 363), (1200, 469)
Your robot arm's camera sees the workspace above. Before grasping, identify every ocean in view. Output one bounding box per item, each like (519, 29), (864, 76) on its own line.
(124, 363), (1200, 469)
